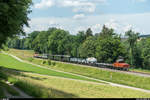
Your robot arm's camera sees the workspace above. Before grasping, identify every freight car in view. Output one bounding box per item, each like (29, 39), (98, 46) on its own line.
(33, 54), (130, 71)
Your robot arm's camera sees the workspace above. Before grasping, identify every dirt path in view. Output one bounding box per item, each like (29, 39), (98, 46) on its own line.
(3, 52), (150, 94)
(3, 81), (33, 98)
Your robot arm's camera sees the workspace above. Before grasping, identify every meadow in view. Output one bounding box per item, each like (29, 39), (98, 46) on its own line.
(1, 68), (150, 98)
(4, 49), (150, 90)
(0, 53), (104, 83)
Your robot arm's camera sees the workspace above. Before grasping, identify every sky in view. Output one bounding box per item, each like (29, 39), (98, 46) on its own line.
(24, 0), (150, 36)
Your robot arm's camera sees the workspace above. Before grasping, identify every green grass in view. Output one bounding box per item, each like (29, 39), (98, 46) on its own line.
(45, 61), (150, 90)
(130, 68), (150, 74)
(5, 49), (150, 90)
(1, 69), (150, 98)
(0, 53), (104, 84)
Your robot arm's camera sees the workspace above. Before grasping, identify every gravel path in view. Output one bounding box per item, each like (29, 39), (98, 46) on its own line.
(2, 52), (150, 94)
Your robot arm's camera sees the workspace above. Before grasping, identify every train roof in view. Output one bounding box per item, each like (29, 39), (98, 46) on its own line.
(49, 55), (70, 57)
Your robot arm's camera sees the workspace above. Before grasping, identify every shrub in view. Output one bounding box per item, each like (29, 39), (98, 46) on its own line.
(47, 60), (51, 65)
(42, 60), (47, 64)
(52, 62), (56, 66)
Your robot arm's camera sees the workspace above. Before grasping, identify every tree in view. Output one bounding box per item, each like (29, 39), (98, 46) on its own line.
(48, 29), (70, 55)
(32, 31), (51, 53)
(76, 31), (86, 44)
(142, 38), (150, 69)
(79, 36), (96, 58)
(125, 30), (140, 66)
(0, 0), (32, 48)
(99, 25), (115, 38)
(27, 31), (40, 49)
(85, 28), (93, 38)
(96, 26), (126, 63)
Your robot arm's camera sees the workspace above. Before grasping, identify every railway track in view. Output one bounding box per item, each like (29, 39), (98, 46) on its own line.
(34, 56), (150, 78)
(51, 59), (150, 78)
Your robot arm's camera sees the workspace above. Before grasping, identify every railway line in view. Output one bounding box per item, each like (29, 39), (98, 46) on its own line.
(50, 59), (150, 78)
(33, 54), (150, 78)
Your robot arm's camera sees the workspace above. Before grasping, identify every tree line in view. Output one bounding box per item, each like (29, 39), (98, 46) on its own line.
(5, 25), (150, 69)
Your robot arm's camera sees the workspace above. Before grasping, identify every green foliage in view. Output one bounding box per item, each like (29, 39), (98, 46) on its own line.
(52, 62), (56, 66)
(99, 25), (115, 38)
(47, 60), (51, 65)
(85, 28), (93, 38)
(125, 30), (140, 66)
(1, 44), (9, 51)
(5, 23), (150, 69)
(42, 60), (47, 64)
(96, 26), (126, 63)
(142, 38), (150, 69)
(79, 36), (96, 58)
(0, 0), (32, 48)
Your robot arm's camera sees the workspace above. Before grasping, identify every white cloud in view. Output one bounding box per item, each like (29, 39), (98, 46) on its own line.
(91, 24), (101, 33)
(25, 13), (150, 35)
(73, 14), (85, 19)
(122, 24), (133, 32)
(58, 0), (96, 13)
(34, 0), (107, 13)
(105, 19), (120, 30)
(34, 0), (54, 9)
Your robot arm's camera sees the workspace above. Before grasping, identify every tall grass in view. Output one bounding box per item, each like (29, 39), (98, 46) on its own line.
(6, 75), (78, 98)
(2, 70), (150, 98)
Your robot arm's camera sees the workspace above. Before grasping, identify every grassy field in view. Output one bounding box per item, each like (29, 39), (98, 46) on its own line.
(130, 68), (150, 74)
(5, 49), (150, 90)
(0, 53), (106, 84)
(1, 68), (150, 98)
(7, 49), (150, 74)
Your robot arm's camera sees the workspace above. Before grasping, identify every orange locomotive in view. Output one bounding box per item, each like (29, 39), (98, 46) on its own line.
(113, 58), (130, 71)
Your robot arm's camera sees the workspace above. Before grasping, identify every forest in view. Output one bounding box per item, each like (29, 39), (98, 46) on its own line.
(3, 25), (150, 69)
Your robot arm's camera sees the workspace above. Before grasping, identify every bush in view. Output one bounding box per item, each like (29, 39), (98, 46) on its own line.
(47, 60), (51, 65)
(52, 62), (56, 66)
(42, 60), (47, 64)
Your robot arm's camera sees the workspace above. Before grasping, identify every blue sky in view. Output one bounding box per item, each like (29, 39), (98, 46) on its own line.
(25, 0), (150, 35)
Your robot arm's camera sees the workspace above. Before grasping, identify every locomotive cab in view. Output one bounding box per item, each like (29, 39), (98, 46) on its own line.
(113, 58), (130, 71)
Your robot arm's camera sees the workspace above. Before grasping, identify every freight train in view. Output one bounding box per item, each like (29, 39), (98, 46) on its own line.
(33, 54), (130, 71)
